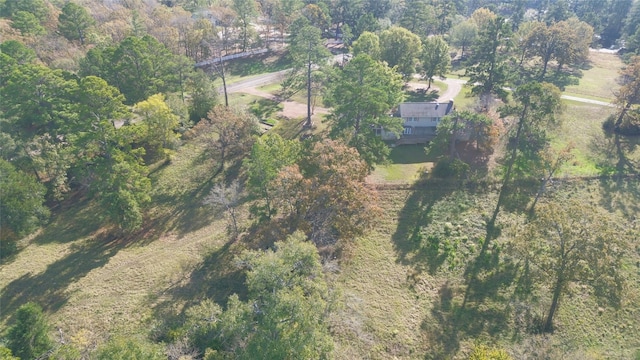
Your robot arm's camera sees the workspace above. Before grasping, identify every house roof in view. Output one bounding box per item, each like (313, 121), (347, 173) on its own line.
(398, 101), (454, 118)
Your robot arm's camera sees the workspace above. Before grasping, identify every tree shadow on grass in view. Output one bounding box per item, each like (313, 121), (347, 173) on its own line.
(33, 194), (102, 245)
(149, 238), (250, 341)
(590, 131), (640, 218)
(390, 180), (455, 276)
(1, 233), (125, 325)
(391, 178), (491, 276)
(422, 281), (510, 359)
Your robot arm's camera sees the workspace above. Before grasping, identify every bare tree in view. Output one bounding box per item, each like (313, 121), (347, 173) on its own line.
(203, 180), (243, 239)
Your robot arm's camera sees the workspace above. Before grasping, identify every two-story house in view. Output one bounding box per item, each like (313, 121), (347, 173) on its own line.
(380, 100), (455, 144)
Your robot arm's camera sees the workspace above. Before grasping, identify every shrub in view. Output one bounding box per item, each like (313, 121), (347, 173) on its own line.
(432, 158), (470, 179)
(6, 302), (52, 360)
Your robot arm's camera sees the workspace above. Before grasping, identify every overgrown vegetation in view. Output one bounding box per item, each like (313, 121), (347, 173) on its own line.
(2, 0), (640, 359)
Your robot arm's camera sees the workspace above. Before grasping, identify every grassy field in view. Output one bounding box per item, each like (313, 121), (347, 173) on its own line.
(564, 51), (623, 102)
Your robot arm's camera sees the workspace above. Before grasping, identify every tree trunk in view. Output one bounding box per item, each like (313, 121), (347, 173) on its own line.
(615, 102), (632, 127)
(545, 273), (564, 332)
(219, 59), (229, 107)
(305, 50), (313, 128)
(449, 115), (459, 158)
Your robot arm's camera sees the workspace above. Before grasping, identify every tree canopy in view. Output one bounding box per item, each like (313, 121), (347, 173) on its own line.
(326, 54), (405, 166)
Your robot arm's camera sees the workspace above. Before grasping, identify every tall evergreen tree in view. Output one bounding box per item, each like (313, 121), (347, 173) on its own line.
(58, 2), (95, 45)
(465, 16), (512, 106)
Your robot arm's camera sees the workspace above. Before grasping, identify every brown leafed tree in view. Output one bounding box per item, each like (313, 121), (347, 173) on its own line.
(273, 139), (381, 246)
(197, 106), (259, 171)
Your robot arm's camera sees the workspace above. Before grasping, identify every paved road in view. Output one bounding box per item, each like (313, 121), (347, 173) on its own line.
(437, 78), (466, 102)
(560, 94), (613, 107)
(223, 66), (614, 111)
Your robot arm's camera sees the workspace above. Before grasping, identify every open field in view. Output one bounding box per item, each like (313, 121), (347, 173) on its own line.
(564, 51), (624, 102)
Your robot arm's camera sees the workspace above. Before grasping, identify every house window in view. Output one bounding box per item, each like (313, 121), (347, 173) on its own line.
(403, 127), (412, 135)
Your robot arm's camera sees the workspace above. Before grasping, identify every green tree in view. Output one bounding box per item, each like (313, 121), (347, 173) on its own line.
(354, 12), (379, 38)
(601, 0), (633, 48)
(244, 133), (301, 220)
(58, 2), (95, 45)
(232, 0), (258, 51)
(350, 31), (380, 60)
(6, 302), (53, 360)
(514, 201), (627, 332)
(399, 0), (435, 37)
(188, 70), (218, 123)
(133, 93), (179, 160)
(420, 35), (450, 89)
(289, 24), (330, 127)
(426, 110), (494, 159)
(237, 232), (333, 358)
(70, 76), (130, 193)
(326, 54), (405, 166)
(613, 55), (640, 132)
(302, 3), (331, 33)
(379, 26), (422, 79)
(2, 0), (48, 21)
(465, 16), (512, 106)
(0, 347), (19, 360)
(0, 159), (49, 251)
(0, 40), (36, 65)
(1, 63), (77, 140)
(273, 0), (303, 42)
(93, 148), (151, 232)
(185, 233), (333, 358)
(80, 35), (193, 104)
(450, 19), (477, 59)
(75, 76), (130, 132)
(11, 10), (46, 36)
(491, 82), (563, 235)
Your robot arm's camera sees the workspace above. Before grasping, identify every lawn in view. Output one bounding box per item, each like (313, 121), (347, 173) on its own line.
(550, 100), (640, 177)
(368, 145), (435, 184)
(564, 51), (623, 102)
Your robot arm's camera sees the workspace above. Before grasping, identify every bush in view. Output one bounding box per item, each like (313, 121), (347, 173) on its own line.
(432, 158), (470, 179)
(0, 346), (19, 360)
(6, 302), (52, 360)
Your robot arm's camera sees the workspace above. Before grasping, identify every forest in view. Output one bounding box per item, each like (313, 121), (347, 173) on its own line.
(1, 0), (640, 359)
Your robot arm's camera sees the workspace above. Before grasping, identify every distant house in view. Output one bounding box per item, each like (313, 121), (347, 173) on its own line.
(380, 100), (455, 144)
